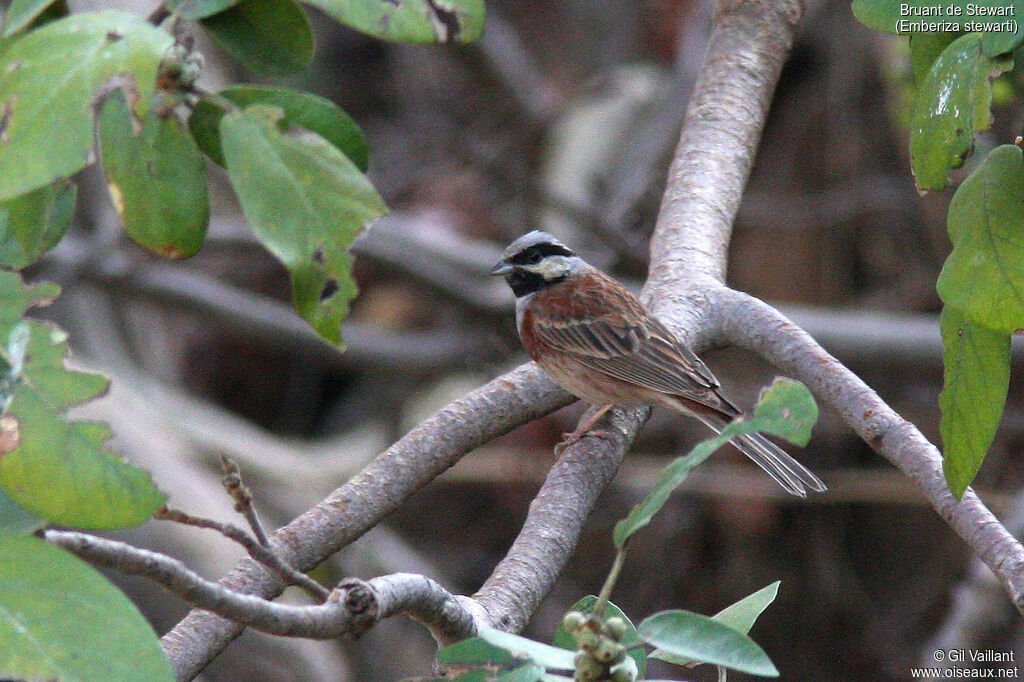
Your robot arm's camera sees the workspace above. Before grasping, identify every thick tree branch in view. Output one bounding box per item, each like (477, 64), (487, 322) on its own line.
(151, 0), (1024, 676)
(45, 531), (483, 643)
(473, 405), (648, 631)
(475, 0), (807, 640)
(646, 0), (801, 297)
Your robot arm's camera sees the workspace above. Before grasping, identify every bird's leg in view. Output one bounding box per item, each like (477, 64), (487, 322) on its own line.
(554, 403), (614, 456)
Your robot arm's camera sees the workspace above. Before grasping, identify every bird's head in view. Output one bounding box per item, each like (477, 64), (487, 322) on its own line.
(489, 230), (585, 297)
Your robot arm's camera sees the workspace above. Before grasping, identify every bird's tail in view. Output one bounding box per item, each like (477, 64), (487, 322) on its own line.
(695, 411), (826, 497)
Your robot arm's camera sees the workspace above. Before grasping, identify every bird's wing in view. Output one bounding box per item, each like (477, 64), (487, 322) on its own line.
(529, 273), (722, 400)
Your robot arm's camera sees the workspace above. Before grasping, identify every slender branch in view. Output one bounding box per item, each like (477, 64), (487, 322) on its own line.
(712, 290), (1024, 610)
(218, 456), (271, 547)
(44, 531), (482, 643)
(161, 363), (573, 680)
(154, 506), (330, 601)
(189, 86), (242, 114)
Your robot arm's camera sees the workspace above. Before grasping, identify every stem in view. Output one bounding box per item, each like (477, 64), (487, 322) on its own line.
(147, 4), (172, 25)
(593, 541), (628, 619)
(191, 86), (242, 114)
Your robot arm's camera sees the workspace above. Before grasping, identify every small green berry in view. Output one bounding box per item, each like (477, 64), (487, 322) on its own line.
(563, 610), (587, 633)
(573, 651), (603, 680)
(603, 616), (629, 640)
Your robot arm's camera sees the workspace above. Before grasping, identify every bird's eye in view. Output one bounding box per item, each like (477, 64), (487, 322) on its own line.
(527, 251), (543, 264)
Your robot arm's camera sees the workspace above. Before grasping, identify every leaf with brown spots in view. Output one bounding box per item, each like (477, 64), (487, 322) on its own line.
(221, 105), (386, 346)
(0, 271), (165, 529)
(0, 11), (173, 201)
(303, 0), (483, 44)
(98, 89), (208, 259)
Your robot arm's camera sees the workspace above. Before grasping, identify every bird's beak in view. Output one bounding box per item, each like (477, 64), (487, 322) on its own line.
(489, 259), (514, 276)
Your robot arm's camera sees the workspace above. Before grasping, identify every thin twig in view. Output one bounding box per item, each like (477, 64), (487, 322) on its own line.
(45, 530), (482, 642)
(161, 363), (574, 680)
(219, 456), (270, 547)
(189, 85), (242, 113)
(154, 506), (330, 601)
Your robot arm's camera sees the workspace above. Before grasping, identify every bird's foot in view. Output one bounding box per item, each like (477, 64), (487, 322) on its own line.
(554, 428), (613, 457)
(553, 403), (616, 457)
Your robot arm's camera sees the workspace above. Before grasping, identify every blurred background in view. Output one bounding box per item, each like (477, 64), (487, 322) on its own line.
(30, 0), (1024, 679)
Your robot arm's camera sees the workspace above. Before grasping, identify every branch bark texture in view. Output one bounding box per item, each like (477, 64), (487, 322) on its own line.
(161, 364), (572, 679)
(713, 291), (1024, 608)
(47, 531), (482, 642)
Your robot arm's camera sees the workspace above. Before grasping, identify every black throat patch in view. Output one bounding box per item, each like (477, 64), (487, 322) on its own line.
(508, 269), (567, 297)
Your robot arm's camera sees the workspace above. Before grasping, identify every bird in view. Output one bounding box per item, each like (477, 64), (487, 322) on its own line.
(489, 230), (825, 497)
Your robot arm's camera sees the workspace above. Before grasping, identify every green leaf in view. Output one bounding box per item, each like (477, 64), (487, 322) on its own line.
(651, 582), (780, 666)
(0, 534), (174, 681)
(637, 610), (779, 677)
(201, 0), (313, 75)
(613, 378), (816, 547)
(551, 596), (645, 677)
(747, 377), (819, 445)
(0, 272), (164, 529)
(188, 85), (368, 170)
(910, 33), (1011, 191)
(166, 0), (240, 19)
(0, 10), (175, 201)
(99, 90), (208, 259)
(0, 486), (44, 534)
(911, 33), (962, 85)
(939, 307), (1009, 498)
(0, 271), (58, 323)
(496, 665), (544, 682)
(708, 581), (781, 634)
(476, 628), (576, 671)
(221, 105), (387, 345)
(612, 431), (728, 548)
(438, 638), (521, 667)
(1, 0), (66, 37)
(0, 324), (166, 528)
(304, 0), (484, 43)
(937, 144), (1024, 332)
(982, 0), (1024, 55)
(0, 180), (76, 269)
